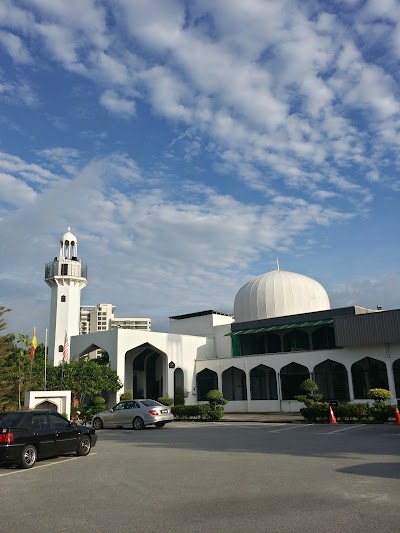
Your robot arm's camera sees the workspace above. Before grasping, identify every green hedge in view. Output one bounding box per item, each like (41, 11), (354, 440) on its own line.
(300, 403), (329, 422)
(171, 404), (224, 421)
(300, 402), (396, 423)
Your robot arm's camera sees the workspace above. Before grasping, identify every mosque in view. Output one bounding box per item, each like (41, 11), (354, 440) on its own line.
(45, 229), (400, 412)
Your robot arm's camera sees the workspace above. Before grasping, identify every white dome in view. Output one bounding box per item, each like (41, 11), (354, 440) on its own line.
(61, 228), (77, 244)
(234, 269), (330, 323)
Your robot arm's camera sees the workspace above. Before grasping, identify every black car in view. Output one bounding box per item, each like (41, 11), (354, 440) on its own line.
(0, 410), (97, 469)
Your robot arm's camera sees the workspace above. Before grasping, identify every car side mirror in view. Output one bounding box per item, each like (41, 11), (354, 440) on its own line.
(109, 408), (113, 412)
(70, 422), (77, 428)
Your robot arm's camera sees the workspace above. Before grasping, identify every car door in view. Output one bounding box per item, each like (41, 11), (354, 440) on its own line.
(120, 401), (140, 425)
(30, 413), (57, 458)
(47, 413), (79, 454)
(108, 402), (127, 426)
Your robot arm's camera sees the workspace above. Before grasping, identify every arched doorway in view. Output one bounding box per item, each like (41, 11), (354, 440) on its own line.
(127, 343), (167, 400)
(196, 368), (218, 401)
(174, 368), (185, 405)
(222, 367), (247, 401)
(34, 400), (58, 411)
(280, 362), (309, 400)
(250, 365), (278, 400)
(351, 357), (389, 399)
(313, 360), (349, 400)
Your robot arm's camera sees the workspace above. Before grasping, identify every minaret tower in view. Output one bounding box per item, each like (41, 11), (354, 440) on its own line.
(45, 228), (88, 365)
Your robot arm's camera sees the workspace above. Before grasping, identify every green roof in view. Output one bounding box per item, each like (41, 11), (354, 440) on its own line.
(226, 319), (333, 336)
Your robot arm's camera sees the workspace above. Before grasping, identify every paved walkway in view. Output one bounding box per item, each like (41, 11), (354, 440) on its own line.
(221, 412), (304, 423)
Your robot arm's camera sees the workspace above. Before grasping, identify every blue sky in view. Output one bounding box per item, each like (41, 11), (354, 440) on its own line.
(1, 0), (399, 340)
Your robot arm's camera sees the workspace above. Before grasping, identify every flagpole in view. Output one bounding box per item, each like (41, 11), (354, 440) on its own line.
(44, 328), (48, 391)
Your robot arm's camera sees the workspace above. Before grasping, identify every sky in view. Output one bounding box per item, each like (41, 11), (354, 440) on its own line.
(0, 0), (400, 341)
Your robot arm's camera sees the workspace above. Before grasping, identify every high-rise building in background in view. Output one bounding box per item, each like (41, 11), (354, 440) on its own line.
(80, 304), (151, 335)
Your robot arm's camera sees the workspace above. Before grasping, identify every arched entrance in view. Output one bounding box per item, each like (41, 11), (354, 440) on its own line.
(314, 360), (350, 400)
(126, 343), (168, 400)
(351, 357), (389, 399)
(34, 400), (58, 411)
(250, 365), (278, 400)
(280, 362), (310, 400)
(174, 368), (185, 405)
(222, 367), (247, 401)
(196, 368), (218, 401)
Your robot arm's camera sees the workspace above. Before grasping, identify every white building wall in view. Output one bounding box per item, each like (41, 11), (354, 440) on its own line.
(196, 341), (400, 412)
(214, 324), (234, 359)
(70, 329), (213, 406)
(170, 313), (233, 337)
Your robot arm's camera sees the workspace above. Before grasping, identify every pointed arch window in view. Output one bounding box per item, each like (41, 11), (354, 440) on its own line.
(58, 345), (63, 352)
(61, 295), (66, 302)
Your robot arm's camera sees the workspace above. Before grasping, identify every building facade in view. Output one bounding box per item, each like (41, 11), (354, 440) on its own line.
(46, 231), (400, 412)
(70, 271), (400, 411)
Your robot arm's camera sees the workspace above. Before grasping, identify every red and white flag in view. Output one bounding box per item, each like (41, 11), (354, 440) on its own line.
(62, 331), (69, 362)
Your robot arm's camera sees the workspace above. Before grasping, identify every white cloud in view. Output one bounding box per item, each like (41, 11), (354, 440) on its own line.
(0, 30), (32, 63)
(99, 89), (136, 116)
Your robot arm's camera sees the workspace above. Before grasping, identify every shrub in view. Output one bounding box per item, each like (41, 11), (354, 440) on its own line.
(172, 405), (210, 420)
(120, 390), (133, 401)
(300, 402), (329, 422)
(208, 407), (225, 421)
(86, 396), (106, 417)
(369, 403), (393, 424)
(158, 396), (174, 406)
(299, 379), (319, 394)
(367, 388), (392, 402)
(333, 403), (369, 422)
(295, 380), (322, 404)
(206, 390), (228, 407)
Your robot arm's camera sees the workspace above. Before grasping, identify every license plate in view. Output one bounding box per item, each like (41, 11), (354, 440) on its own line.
(161, 409), (168, 413)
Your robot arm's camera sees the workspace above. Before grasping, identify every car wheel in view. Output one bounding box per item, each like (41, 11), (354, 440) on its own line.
(76, 435), (91, 456)
(20, 444), (37, 469)
(92, 417), (103, 430)
(133, 416), (145, 430)
(155, 422), (165, 428)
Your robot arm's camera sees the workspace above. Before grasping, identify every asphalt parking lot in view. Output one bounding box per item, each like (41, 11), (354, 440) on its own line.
(1, 422), (400, 533)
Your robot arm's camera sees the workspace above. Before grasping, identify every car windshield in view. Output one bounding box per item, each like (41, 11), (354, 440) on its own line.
(140, 400), (163, 407)
(0, 412), (24, 428)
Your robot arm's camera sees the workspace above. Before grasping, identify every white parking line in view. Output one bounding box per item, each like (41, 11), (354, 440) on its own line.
(0, 453), (98, 477)
(269, 424), (312, 433)
(316, 424), (366, 434)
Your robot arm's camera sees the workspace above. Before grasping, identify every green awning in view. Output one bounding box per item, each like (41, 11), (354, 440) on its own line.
(225, 319), (333, 336)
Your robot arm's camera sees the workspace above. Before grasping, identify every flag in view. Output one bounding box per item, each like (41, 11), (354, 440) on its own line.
(30, 327), (37, 361)
(62, 331), (69, 362)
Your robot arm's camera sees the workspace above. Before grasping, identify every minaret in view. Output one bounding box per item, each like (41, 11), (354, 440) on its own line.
(45, 228), (88, 365)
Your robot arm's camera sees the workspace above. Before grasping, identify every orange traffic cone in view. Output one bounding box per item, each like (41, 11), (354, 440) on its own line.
(329, 405), (337, 425)
(394, 405), (400, 425)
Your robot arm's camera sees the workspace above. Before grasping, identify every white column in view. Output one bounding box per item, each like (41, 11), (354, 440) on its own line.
(385, 344), (397, 405)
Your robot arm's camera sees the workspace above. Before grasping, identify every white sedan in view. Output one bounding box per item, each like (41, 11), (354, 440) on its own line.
(91, 399), (174, 430)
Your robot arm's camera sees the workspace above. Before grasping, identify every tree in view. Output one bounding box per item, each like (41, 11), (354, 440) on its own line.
(0, 307), (17, 409)
(295, 379), (322, 405)
(0, 327), (47, 410)
(46, 358), (122, 405)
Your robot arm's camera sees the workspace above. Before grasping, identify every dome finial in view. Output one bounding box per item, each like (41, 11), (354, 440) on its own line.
(67, 226), (71, 232)
(276, 258), (280, 270)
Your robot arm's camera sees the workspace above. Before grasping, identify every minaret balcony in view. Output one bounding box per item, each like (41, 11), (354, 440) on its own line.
(45, 260), (88, 280)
